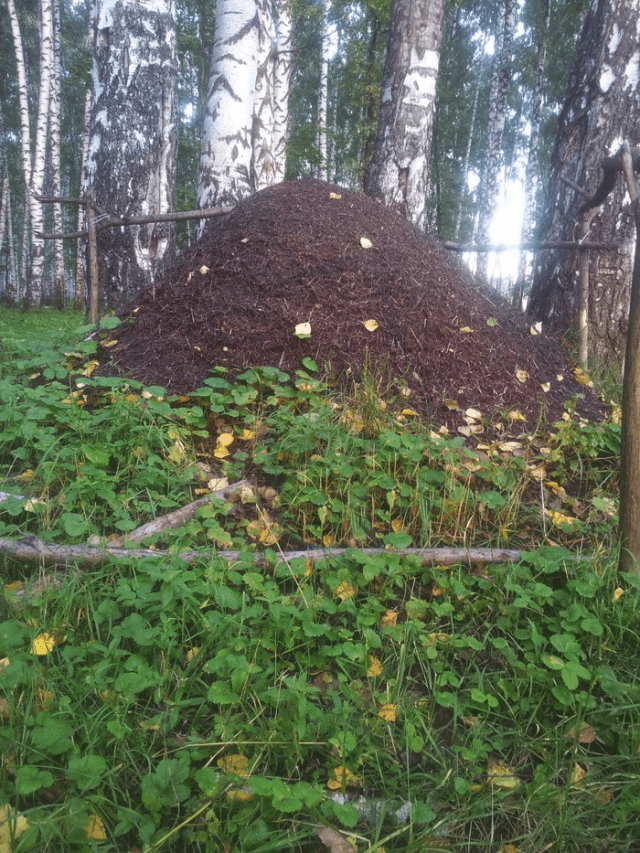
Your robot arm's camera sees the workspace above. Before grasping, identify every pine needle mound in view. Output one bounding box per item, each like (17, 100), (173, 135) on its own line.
(104, 179), (603, 428)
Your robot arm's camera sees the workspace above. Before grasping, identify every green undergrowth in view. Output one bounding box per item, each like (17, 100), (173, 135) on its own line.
(0, 311), (637, 853)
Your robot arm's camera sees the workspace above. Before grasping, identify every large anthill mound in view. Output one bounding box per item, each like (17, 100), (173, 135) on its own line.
(104, 179), (602, 429)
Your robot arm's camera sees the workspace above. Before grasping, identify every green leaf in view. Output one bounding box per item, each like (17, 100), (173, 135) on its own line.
(207, 681), (241, 704)
(15, 766), (54, 795)
(61, 512), (89, 538)
(67, 754), (108, 791)
(301, 356), (319, 372)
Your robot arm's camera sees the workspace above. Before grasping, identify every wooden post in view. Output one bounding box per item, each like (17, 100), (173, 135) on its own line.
(85, 186), (99, 324)
(618, 142), (640, 572)
(577, 207), (599, 368)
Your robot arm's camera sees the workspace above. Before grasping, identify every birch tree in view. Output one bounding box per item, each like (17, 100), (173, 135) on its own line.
(86, 0), (178, 311)
(6, 0), (54, 306)
(197, 0), (260, 218)
(364, 0), (446, 232)
(528, 0), (640, 367)
(316, 0), (331, 182)
(273, 0), (293, 184)
(50, 0), (64, 306)
(253, 0), (277, 191)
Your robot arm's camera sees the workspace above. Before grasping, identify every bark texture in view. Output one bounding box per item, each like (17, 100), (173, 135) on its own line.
(273, 0), (292, 184)
(197, 0), (260, 215)
(364, 0), (445, 232)
(528, 0), (640, 367)
(86, 0), (178, 311)
(253, 0), (277, 190)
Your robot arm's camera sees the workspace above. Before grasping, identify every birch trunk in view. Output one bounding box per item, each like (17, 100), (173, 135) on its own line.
(27, 0), (55, 307)
(75, 88), (92, 312)
(50, 0), (65, 307)
(364, 0), (446, 232)
(6, 0), (36, 302)
(197, 0), (259, 220)
(273, 0), (292, 184)
(316, 1), (330, 182)
(476, 0), (515, 281)
(528, 0), (640, 368)
(253, 0), (277, 190)
(86, 0), (178, 311)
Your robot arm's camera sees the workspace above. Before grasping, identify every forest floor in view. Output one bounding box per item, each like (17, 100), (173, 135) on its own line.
(104, 179), (604, 432)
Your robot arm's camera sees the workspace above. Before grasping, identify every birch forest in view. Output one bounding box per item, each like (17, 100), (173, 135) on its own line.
(3, 0), (640, 361)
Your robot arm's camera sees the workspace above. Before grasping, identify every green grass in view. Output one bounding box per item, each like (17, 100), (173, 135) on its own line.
(0, 308), (638, 853)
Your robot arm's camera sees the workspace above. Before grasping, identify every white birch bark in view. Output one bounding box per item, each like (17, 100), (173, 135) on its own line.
(316, 1), (330, 182)
(6, 183), (17, 303)
(75, 88), (92, 311)
(28, 0), (55, 307)
(365, 0), (446, 232)
(86, 0), (178, 310)
(6, 0), (35, 301)
(197, 0), (259, 219)
(50, 0), (65, 306)
(253, 0), (277, 190)
(273, 0), (292, 184)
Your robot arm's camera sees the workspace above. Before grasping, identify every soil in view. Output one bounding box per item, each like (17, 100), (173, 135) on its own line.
(102, 179), (604, 431)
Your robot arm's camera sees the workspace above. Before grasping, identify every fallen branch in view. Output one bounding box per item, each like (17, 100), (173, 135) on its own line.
(0, 536), (534, 571)
(442, 239), (620, 252)
(121, 479), (250, 543)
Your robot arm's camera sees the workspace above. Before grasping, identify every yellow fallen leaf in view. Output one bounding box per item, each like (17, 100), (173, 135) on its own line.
(335, 581), (356, 600)
(86, 813), (106, 841)
(527, 464), (546, 481)
(216, 433), (234, 447)
(487, 760), (520, 790)
(225, 787), (254, 802)
(613, 587), (624, 602)
(458, 425), (483, 436)
(465, 407), (483, 421)
(507, 409), (527, 422)
(217, 753), (249, 777)
(529, 322), (542, 335)
(330, 192), (342, 199)
(362, 318), (379, 332)
(401, 408), (418, 417)
(546, 510), (578, 529)
(556, 373), (564, 381)
(378, 703), (396, 722)
(294, 322), (312, 338)
(459, 326), (474, 333)
(101, 339), (118, 348)
(30, 633), (57, 656)
(327, 766), (360, 790)
(0, 805), (29, 849)
(498, 846), (521, 853)
(574, 367), (593, 386)
(81, 360), (100, 377)
(444, 399), (459, 411)
(570, 763), (586, 785)
(498, 441), (523, 453)
(567, 722), (596, 744)
(367, 655), (383, 677)
(185, 647), (200, 663)
(541, 382), (551, 393)
(359, 237), (373, 249)
(199, 265), (209, 274)
(238, 428), (255, 440)
(391, 518), (404, 533)
(382, 609), (398, 627)
(515, 368), (529, 383)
